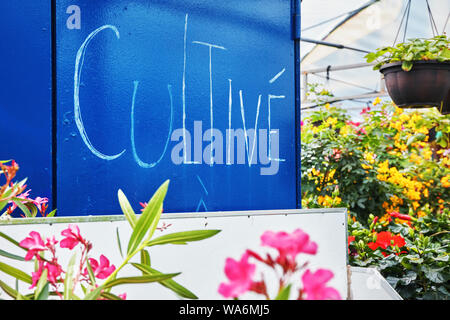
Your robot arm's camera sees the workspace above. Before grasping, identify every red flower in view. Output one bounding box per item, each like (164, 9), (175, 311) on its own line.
(368, 231), (406, 251)
(360, 106), (371, 115)
(389, 211), (413, 221)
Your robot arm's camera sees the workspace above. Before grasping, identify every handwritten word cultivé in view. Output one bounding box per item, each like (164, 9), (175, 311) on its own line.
(73, 14), (286, 176)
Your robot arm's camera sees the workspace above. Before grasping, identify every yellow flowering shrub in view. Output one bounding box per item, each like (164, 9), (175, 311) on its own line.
(301, 100), (449, 220)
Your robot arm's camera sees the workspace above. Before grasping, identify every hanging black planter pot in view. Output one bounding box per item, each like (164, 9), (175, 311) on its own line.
(380, 60), (450, 110)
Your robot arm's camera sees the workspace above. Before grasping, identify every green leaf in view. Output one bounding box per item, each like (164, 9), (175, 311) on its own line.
(86, 259), (96, 286)
(132, 263), (197, 299)
(127, 180), (169, 255)
(402, 61), (413, 72)
(0, 231), (25, 251)
(46, 209), (57, 218)
(145, 230), (221, 247)
(0, 279), (20, 299)
(140, 249), (151, 271)
(275, 284), (292, 300)
(118, 189), (137, 229)
(12, 199), (32, 217)
(100, 292), (124, 300)
(0, 249), (25, 261)
(103, 273), (180, 289)
(0, 261), (32, 284)
(116, 227), (123, 259)
(83, 285), (103, 300)
(423, 268), (446, 284)
(36, 283), (50, 300)
(34, 268), (48, 300)
(63, 253), (77, 300)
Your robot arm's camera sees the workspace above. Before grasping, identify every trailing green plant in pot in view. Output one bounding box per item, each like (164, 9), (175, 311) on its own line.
(365, 35), (450, 114)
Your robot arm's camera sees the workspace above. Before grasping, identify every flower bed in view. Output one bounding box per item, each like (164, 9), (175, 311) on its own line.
(301, 100), (449, 299)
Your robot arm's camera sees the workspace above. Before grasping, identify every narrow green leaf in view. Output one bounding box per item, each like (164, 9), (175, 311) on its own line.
(84, 285), (103, 300)
(140, 249), (151, 274)
(118, 189), (138, 229)
(103, 273), (180, 289)
(0, 249), (25, 261)
(63, 253), (77, 300)
(0, 261), (32, 284)
(36, 283), (50, 300)
(100, 292), (124, 300)
(11, 199), (31, 217)
(127, 180), (169, 255)
(46, 209), (57, 217)
(34, 268), (48, 300)
(0, 231), (25, 251)
(0, 200), (8, 213)
(116, 227), (123, 259)
(145, 230), (221, 247)
(86, 259), (96, 287)
(132, 263), (197, 299)
(275, 284), (292, 300)
(0, 279), (20, 299)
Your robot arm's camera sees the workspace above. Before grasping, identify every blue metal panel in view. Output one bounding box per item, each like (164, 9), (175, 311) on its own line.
(0, 1), (53, 211)
(56, 0), (298, 215)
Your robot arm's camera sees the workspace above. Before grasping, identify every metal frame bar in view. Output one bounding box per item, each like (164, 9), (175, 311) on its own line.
(0, 208), (348, 226)
(301, 62), (388, 108)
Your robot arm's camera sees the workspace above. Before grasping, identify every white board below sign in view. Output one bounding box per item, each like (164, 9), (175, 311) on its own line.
(0, 208), (348, 300)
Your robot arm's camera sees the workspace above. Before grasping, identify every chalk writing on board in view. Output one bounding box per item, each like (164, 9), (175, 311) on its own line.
(74, 25), (126, 160)
(131, 81), (174, 169)
(73, 16), (285, 176)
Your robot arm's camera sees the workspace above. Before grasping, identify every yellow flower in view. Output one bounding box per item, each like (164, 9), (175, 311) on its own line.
(325, 117), (338, 127)
(417, 211), (427, 218)
(441, 176), (450, 188)
(422, 149), (432, 161)
(373, 97), (381, 106)
(340, 125), (350, 136)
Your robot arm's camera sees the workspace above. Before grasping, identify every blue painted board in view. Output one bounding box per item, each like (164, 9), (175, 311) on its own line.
(56, 0), (298, 215)
(0, 1), (53, 212)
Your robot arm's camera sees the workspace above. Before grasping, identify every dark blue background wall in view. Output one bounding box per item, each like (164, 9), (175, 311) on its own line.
(2, 1), (300, 216)
(0, 2), (53, 210)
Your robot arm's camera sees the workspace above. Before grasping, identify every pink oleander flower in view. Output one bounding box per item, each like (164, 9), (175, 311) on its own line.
(261, 229), (318, 262)
(30, 259), (63, 289)
(30, 260), (45, 289)
(19, 231), (47, 261)
(7, 189), (31, 214)
(60, 224), (85, 250)
(86, 255), (116, 279)
(218, 252), (256, 298)
(119, 293), (127, 300)
(46, 260), (63, 285)
(301, 269), (341, 300)
(32, 196), (49, 214)
(45, 235), (58, 249)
